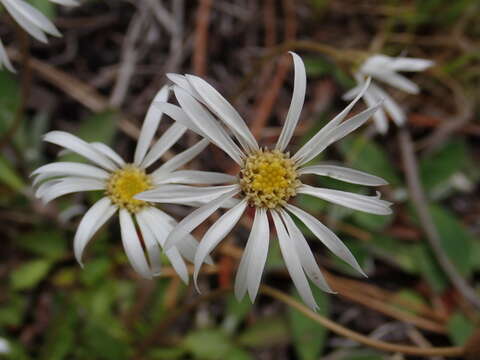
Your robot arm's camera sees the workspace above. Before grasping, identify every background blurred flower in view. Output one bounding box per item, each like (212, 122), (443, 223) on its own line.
(0, 0), (78, 72)
(137, 53), (392, 310)
(343, 54), (434, 134)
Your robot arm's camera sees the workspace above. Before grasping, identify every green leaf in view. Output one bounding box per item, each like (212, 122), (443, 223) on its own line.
(419, 140), (468, 194)
(222, 295), (253, 333)
(82, 321), (130, 360)
(0, 71), (20, 136)
(16, 230), (66, 260)
(11, 260), (52, 290)
(237, 316), (289, 348)
(288, 286), (330, 360)
(28, 0), (55, 18)
(430, 204), (473, 276)
(411, 244), (447, 293)
(183, 329), (233, 360)
(0, 154), (25, 191)
(447, 312), (475, 346)
(339, 136), (401, 186)
(148, 347), (187, 360)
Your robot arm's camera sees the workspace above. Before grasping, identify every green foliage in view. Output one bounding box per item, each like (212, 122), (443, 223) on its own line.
(11, 259), (53, 290)
(447, 312), (475, 346)
(237, 316), (289, 347)
(288, 287), (330, 360)
(0, 154), (25, 191)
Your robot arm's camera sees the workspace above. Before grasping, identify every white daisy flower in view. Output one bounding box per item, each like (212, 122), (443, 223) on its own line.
(343, 54), (434, 134)
(136, 52), (393, 310)
(32, 86), (231, 280)
(0, 0), (79, 72)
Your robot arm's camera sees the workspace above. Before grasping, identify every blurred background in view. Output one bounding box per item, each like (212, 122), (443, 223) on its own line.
(0, 0), (479, 359)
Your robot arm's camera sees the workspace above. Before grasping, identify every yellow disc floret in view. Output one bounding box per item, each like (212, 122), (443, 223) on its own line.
(106, 165), (153, 213)
(240, 149), (300, 209)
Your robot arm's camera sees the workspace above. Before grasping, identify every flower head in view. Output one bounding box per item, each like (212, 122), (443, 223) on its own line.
(343, 54), (434, 134)
(137, 53), (392, 309)
(32, 86), (230, 280)
(0, 0), (78, 72)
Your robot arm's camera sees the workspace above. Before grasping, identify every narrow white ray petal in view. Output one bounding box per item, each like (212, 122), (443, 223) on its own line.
(276, 52), (307, 152)
(141, 122), (186, 168)
(35, 179), (61, 198)
(151, 210), (212, 265)
(165, 247), (189, 283)
(0, 38), (15, 72)
(136, 211), (163, 276)
(296, 101), (381, 165)
(154, 170), (236, 185)
(167, 73), (203, 100)
(74, 197), (116, 266)
(153, 139), (209, 176)
(153, 102), (206, 137)
(285, 204), (366, 276)
(48, 0), (79, 6)
(136, 183), (238, 205)
(2, 0), (61, 37)
(280, 210), (334, 293)
(293, 78), (372, 163)
(164, 187), (240, 250)
(271, 210), (318, 310)
(89, 142), (125, 167)
(376, 71), (419, 94)
(234, 209), (259, 300)
(342, 83), (363, 101)
(134, 85), (170, 165)
(361, 87), (388, 134)
(246, 208), (270, 301)
(119, 209), (152, 278)
(40, 178), (105, 203)
(193, 199), (247, 291)
(32, 162), (110, 184)
(299, 164), (388, 186)
(186, 74), (259, 152)
(44, 131), (117, 171)
(173, 86), (244, 164)
(3, 3), (47, 43)
(298, 185), (392, 215)
(385, 57), (434, 72)
(368, 83), (406, 126)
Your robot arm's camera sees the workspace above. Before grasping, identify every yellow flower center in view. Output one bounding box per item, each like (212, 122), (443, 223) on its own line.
(106, 165), (153, 213)
(240, 150), (300, 209)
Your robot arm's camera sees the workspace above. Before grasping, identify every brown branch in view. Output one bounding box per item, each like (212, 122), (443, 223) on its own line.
(398, 128), (480, 310)
(260, 285), (464, 357)
(192, 0), (212, 76)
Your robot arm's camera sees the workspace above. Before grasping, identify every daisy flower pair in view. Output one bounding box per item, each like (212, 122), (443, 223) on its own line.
(33, 52), (392, 310)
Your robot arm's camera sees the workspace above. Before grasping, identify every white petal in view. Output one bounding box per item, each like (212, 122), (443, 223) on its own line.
(136, 183), (238, 205)
(167, 73), (203, 100)
(299, 164), (388, 186)
(165, 247), (190, 284)
(193, 199), (247, 291)
(271, 210), (318, 310)
(135, 211), (162, 276)
(49, 0), (79, 6)
(4, 3), (47, 43)
(153, 139), (209, 176)
(153, 102), (206, 137)
(90, 142), (125, 167)
(361, 87), (388, 134)
(39, 177), (105, 203)
(134, 85), (170, 165)
(73, 197), (116, 266)
(298, 185), (392, 215)
(2, 0), (61, 38)
(154, 170), (236, 185)
(376, 72), (419, 94)
(32, 162), (110, 185)
(368, 83), (406, 126)
(276, 52), (307, 152)
(0, 38), (15, 72)
(186, 74), (258, 152)
(44, 131), (117, 171)
(119, 209), (152, 278)
(35, 179), (61, 198)
(280, 209), (334, 293)
(285, 204), (366, 276)
(293, 78), (372, 164)
(141, 122), (186, 168)
(173, 86), (244, 164)
(246, 208), (270, 301)
(296, 100), (382, 165)
(164, 186), (240, 250)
